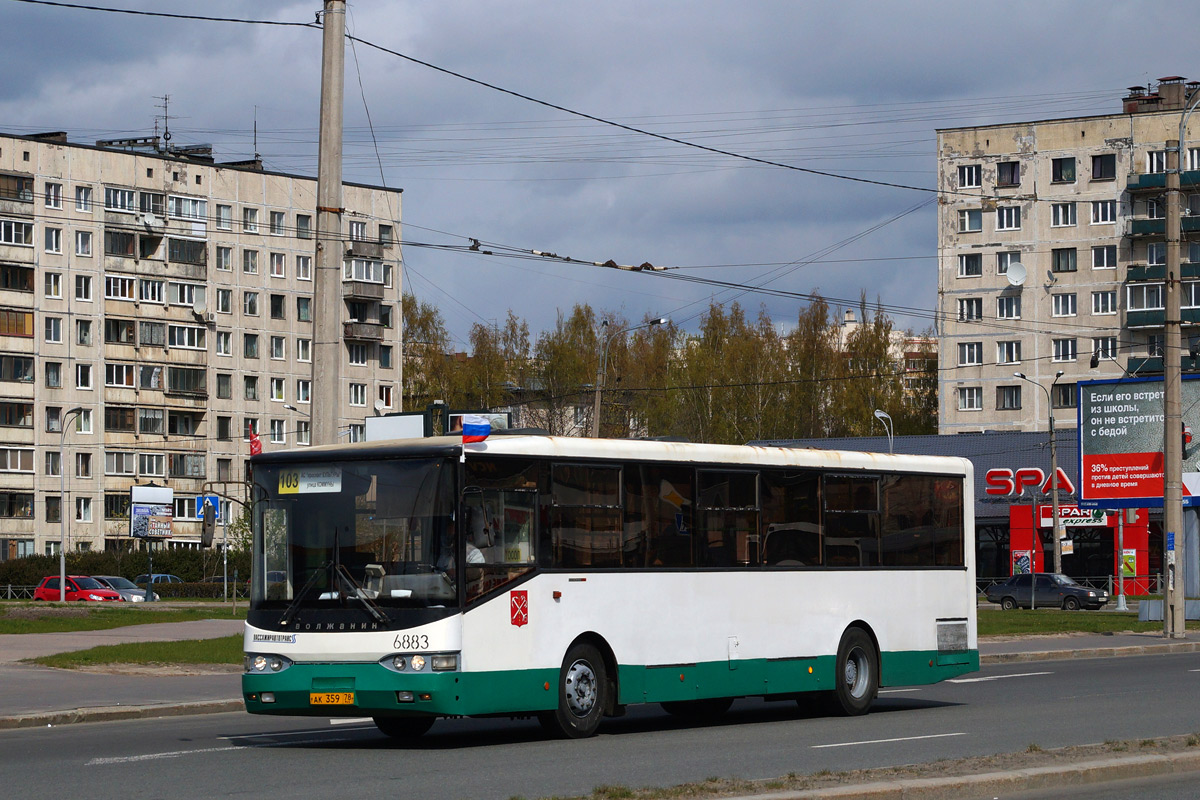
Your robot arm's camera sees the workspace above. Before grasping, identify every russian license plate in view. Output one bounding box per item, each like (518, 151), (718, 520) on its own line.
(309, 692), (355, 706)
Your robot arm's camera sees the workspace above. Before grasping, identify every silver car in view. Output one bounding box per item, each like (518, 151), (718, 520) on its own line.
(93, 575), (158, 602)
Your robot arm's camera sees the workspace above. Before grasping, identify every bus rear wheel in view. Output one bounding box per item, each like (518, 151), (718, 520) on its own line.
(373, 715), (435, 739)
(660, 697), (734, 721)
(827, 627), (877, 716)
(539, 642), (608, 739)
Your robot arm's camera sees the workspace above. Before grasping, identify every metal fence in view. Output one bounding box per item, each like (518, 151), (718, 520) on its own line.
(3, 585), (36, 600)
(977, 574), (1160, 597)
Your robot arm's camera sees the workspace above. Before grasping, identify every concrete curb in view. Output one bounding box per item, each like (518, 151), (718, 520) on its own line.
(981, 640), (1200, 664)
(0, 699), (244, 730)
(733, 750), (1200, 799)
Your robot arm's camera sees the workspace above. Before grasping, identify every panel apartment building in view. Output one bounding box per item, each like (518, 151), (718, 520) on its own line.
(0, 131), (402, 558)
(938, 76), (1200, 434)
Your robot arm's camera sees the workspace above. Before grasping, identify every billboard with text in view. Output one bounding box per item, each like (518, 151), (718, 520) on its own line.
(1077, 375), (1200, 508)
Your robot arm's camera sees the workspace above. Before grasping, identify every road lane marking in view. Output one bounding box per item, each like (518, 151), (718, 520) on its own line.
(948, 671), (1052, 683)
(330, 717), (373, 725)
(878, 688), (922, 694)
(813, 732), (966, 749)
(88, 736), (358, 765)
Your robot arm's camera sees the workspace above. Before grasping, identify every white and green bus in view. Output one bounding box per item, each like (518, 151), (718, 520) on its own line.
(243, 434), (977, 739)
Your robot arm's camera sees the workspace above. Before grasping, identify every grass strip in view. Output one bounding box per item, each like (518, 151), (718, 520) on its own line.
(0, 604), (244, 635)
(28, 634), (243, 669)
(978, 607), (1162, 636)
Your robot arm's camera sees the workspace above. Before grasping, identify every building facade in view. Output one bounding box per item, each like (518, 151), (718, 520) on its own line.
(937, 76), (1200, 434)
(0, 131), (401, 557)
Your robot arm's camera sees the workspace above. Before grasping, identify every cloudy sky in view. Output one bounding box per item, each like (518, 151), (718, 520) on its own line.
(3, 0), (1196, 348)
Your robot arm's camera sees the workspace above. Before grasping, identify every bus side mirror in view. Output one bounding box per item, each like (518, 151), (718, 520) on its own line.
(200, 501), (216, 548)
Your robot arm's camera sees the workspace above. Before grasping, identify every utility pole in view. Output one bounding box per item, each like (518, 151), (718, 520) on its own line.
(313, 1), (346, 446)
(1165, 139), (1186, 637)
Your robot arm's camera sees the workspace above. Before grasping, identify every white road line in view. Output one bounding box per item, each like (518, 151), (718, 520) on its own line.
(88, 736), (358, 765)
(813, 732), (967, 749)
(878, 688), (922, 694)
(948, 671), (1052, 683)
(330, 717), (373, 725)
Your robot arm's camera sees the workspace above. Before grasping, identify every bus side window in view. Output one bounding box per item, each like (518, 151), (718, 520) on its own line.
(761, 470), (822, 567)
(823, 475), (881, 567)
(551, 464), (622, 568)
(697, 471), (759, 566)
(623, 464), (693, 568)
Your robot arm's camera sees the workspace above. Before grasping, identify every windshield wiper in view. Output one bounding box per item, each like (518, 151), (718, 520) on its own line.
(333, 563), (387, 623)
(278, 561), (331, 627)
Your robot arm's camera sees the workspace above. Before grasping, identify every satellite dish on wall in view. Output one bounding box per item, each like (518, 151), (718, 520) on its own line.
(1005, 262), (1027, 287)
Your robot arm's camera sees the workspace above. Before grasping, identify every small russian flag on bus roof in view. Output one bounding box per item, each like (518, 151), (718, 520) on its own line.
(461, 414), (491, 443)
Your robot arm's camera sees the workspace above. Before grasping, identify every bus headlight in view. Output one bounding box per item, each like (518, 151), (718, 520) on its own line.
(393, 656), (406, 671)
(431, 654), (457, 671)
(409, 655), (426, 671)
(245, 654), (292, 673)
(381, 652), (458, 673)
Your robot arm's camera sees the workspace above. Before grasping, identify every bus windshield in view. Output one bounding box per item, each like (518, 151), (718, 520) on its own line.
(251, 457), (456, 611)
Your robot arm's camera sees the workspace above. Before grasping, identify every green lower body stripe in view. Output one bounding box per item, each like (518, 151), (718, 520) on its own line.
(243, 649), (978, 717)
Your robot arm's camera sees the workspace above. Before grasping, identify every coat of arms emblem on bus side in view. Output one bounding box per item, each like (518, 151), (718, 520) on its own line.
(510, 590), (528, 627)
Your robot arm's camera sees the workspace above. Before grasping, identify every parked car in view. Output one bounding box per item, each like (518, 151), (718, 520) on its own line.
(92, 575), (158, 602)
(986, 573), (1109, 610)
(33, 575), (123, 602)
(133, 573), (184, 585)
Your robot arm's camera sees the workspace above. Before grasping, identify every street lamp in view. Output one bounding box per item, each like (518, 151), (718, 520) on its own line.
(283, 404), (311, 417)
(1015, 371), (1064, 575)
(59, 406), (85, 602)
(591, 317), (667, 438)
(873, 409), (894, 454)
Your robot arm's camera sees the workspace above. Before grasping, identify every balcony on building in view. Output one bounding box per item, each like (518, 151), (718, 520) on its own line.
(342, 280), (385, 300)
(1126, 170), (1200, 192)
(346, 240), (383, 260)
(343, 320), (385, 341)
(1127, 355), (1200, 374)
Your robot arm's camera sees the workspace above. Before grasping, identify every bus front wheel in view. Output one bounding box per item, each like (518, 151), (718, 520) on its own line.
(539, 642), (608, 739)
(828, 627), (877, 716)
(373, 715), (435, 739)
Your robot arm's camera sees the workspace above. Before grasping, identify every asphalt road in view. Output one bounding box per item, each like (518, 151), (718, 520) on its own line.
(4, 652), (1200, 799)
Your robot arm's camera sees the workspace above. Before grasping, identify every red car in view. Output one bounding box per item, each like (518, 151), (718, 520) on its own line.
(33, 575), (123, 602)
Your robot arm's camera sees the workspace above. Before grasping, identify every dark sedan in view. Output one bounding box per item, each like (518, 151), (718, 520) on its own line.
(986, 573), (1109, 610)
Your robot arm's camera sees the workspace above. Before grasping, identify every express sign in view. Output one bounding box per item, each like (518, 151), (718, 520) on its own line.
(984, 467), (1076, 497)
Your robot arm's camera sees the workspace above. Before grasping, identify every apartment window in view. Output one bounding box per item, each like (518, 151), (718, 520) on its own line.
(1148, 333), (1165, 356)
(296, 214), (312, 239)
(349, 383), (367, 406)
(271, 335), (285, 359)
(103, 231), (134, 257)
(169, 455), (205, 479)
(1092, 200), (1117, 224)
(243, 207), (258, 232)
(996, 161), (1020, 187)
(45, 362), (61, 388)
(270, 377), (285, 401)
(297, 296), (311, 322)
(44, 227), (61, 253)
(1052, 383), (1077, 409)
(104, 275), (135, 300)
(996, 295), (1021, 319)
(343, 258), (384, 283)
(296, 254), (312, 280)
(1148, 197), (1165, 220)
(0, 402), (31, 429)
(0, 311), (33, 338)
(378, 385), (393, 409)
(44, 317), (61, 343)
(166, 366), (205, 395)
(1147, 150), (1167, 174)
(996, 341), (1021, 364)
(996, 386), (1022, 411)
(139, 408), (163, 434)
(297, 420), (311, 446)
(75, 185), (92, 212)
(1148, 242), (1166, 266)
(269, 294), (285, 320)
(139, 321), (165, 347)
(134, 278), (162, 304)
(270, 418), (286, 444)
(1053, 338), (1078, 362)
(215, 204), (232, 230)
(244, 418), (259, 438)
(104, 187), (134, 211)
(243, 249), (258, 274)
(958, 164), (980, 188)
(958, 209), (982, 232)
(958, 253), (982, 277)
(217, 416), (232, 441)
(270, 252), (285, 278)
(0, 265), (32, 292)
(216, 246), (232, 271)
(1052, 293), (1077, 317)
(105, 406), (134, 432)
(1051, 202), (1076, 227)
(957, 387), (982, 411)
(348, 424), (365, 443)
(1093, 245), (1118, 269)
(76, 497), (92, 522)
(244, 376), (259, 401)
(1190, 148), (1200, 171)
(216, 372), (231, 399)
(105, 451), (135, 476)
(75, 363), (92, 389)
(996, 206), (1021, 231)
(380, 345), (393, 369)
(75, 230), (91, 256)
(1093, 336), (1117, 361)
(296, 379), (311, 403)
(379, 224), (394, 245)
(75, 275), (91, 301)
(297, 338), (311, 362)
(348, 343), (367, 365)
(167, 325), (205, 350)
(1051, 248), (1077, 273)
(45, 450), (60, 477)
(139, 191), (164, 216)
(270, 211), (285, 236)
(45, 271), (61, 299)
(244, 292), (258, 316)
(998, 252), (1022, 277)
(244, 333), (259, 359)
(1128, 283), (1164, 311)
(216, 331), (231, 357)
(1185, 282), (1200, 308)
(104, 318), (135, 344)
(1092, 153), (1116, 180)
(1092, 290), (1118, 314)
(104, 363), (134, 388)
(0, 219), (33, 246)
(138, 365), (162, 390)
(1051, 157), (1076, 183)
(168, 238), (206, 266)
(139, 453), (165, 477)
